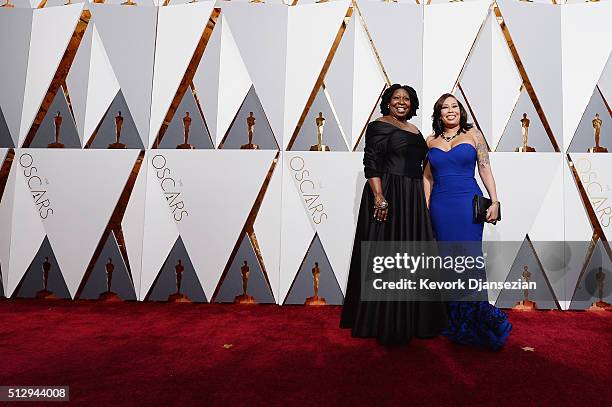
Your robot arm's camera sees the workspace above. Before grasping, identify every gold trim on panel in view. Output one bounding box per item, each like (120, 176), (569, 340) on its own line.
(494, 5), (561, 152)
(211, 151), (280, 302)
(352, 1), (391, 86)
(189, 83), (214, 147)
(596, 85), (611, 117)
(352, 84), (386, 152)
(526, 235), (562, 310)
(153, 9), (220, 148)
(456, 83), (490, 151)
(74, 151), (145, 299)
(0, 150), (14, 202)
(22, 11), (91, 148)
(286, 6), (352, 151)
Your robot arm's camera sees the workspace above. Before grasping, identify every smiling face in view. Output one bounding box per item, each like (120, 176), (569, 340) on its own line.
(440, 96), (461, 129)
(388, 88), (411, 121)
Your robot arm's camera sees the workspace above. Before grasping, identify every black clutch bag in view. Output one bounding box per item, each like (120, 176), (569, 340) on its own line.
(473, 195), (501, 224)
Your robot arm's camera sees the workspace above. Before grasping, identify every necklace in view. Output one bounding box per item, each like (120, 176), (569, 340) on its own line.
(441, 130), (459, 142)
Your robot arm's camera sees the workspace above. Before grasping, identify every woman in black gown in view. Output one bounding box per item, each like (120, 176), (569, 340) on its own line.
(340, 84), (447, 345)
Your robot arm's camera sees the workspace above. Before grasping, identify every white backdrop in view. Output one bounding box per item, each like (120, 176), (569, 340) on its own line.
(0, 1), (610, 309)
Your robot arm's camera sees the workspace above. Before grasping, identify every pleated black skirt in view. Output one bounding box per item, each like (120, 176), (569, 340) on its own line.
(340, 173), (447, 345)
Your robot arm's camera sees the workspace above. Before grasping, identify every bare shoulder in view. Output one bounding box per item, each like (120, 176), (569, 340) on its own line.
(425, 133), (436, 147)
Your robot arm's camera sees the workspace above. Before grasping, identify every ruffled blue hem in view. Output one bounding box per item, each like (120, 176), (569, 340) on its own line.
(442, 301), (512, 351)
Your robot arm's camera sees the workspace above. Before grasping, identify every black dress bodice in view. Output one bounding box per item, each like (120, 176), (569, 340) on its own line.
(363, 121), (427, 179)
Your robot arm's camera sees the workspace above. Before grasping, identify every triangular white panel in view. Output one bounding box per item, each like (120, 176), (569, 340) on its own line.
(84, 25), (121, 147)
(279, 156), (315, 302)
(528, 156), (564, 242)
(357, 2), (422, 84)
(221, 3), (288, 149)
(253, 155), (282, 303)
(570, 154), (612, 236)
(497, 0), (562, 149)
(67, 22), (121, 147)
(423, 1), (489, 134)
(0, 9), (32, 147)
(91, 3), (158, 147)
(148, 2), (215, 148)
(357, 2), (422, 128)
(491, 10), (522, 149)
(326, 14), (385, 150)
(286, 152), (365, 294)
(0, 157), (17, 291)
(598, 56), (612, 103)
(138, 157), (180, 300)
(26, 150), (138, 297)
(459, 11), (492, 145)
(478, 153), (560, 242)
(65, 22), (93, 146)
(563, 157), (594, 242)
(284, 1), (349, 150)
(561, 2), (612, 152)
(3, 160), (46, 296)
(196, 13), (252, 148)
(121, 155), (148, 300)
(155, 150), (276, 300)
(20, 4), (84, 147)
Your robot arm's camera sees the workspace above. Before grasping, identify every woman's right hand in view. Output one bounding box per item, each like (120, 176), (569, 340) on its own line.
(373, 194), (389, 222)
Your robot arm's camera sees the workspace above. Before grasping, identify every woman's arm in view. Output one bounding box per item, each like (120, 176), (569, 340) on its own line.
(423, 162), (433, 208)
(363, 123), (388, 222)
(474, 130), (499, 222)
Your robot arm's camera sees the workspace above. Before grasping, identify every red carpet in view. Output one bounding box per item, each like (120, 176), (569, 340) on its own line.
(0, 300), (610, 406)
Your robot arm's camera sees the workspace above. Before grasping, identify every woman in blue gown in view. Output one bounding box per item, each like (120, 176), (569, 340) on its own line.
(424, 93), (512, 351)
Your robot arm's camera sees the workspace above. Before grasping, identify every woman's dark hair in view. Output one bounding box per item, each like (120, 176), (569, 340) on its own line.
(431, 93), (473, 137)
(379, 84), (419, 119)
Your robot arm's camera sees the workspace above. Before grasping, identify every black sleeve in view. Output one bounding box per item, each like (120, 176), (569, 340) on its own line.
(363, 124), (387, 179)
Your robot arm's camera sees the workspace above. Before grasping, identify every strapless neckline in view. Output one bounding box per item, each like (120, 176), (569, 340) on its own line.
(429, 143), (476, 154)
(372, 120), (421, 136)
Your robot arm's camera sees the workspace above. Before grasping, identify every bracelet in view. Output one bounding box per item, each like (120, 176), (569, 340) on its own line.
(375, 200), (389, 209)
(491, 201), (500, 206)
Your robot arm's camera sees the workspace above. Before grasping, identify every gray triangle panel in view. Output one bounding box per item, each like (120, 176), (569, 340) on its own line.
(567, 87), (611, 153)
(215, 233), (275, 304)
(569, 240), (612, 310)
(158, 87), (213, 149)
(221, 85), (279, 150)
(495, 238), (559, 310)
(0, 107), (14, 148)
(290, 86), (348, 152)
(146, 236), (207, 303)
(29, 89), (81, 148)
(284, 234), (344, 305)
(89, 90), (144, 149)
(79, 231), (137, 300)
(13, 236), (71, 299)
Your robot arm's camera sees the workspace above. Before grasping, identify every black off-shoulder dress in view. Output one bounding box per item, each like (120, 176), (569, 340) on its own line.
(340, 121), (447, 345)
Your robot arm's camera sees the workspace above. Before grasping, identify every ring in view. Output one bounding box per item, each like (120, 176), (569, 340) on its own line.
(375, 200), (388, 210)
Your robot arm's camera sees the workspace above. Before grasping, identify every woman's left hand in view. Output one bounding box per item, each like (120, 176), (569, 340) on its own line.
(486, 202), (499, 223)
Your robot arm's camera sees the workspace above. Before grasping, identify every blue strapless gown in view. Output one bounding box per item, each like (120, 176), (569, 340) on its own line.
(428, 143), (512, 351)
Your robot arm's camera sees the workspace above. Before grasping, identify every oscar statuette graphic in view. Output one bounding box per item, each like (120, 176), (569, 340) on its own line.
(48, 112), (65, 148)
(588, 267), (611, 311)
(0, 0), (15, 8)
(310, 112), (331, 152)
(234, 261), (256, 304)
(177, 112), (195, 149)
(305, 262), (327, 305)
(36, 257), (57, 299)
(99, 258), (121, 302)
(241, 112), (260, 149)
(514, 265), (537, 310)
(121, 0), (136, 5)
(168, 260), (191, 303)
(588, 113), (607, 153)
(515, 113), (536, 152)
(109, 111), (127, 149)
